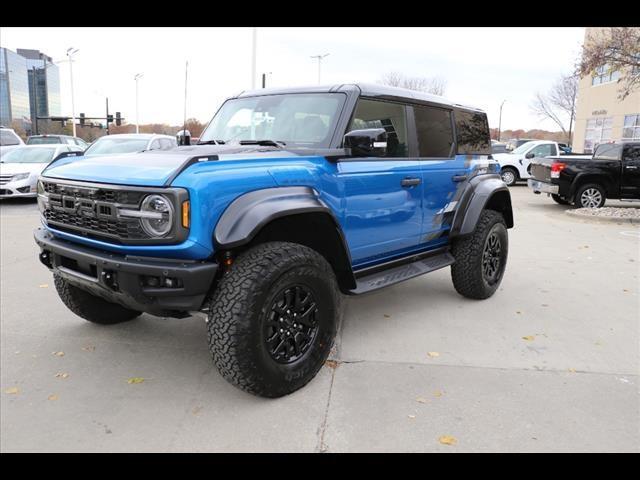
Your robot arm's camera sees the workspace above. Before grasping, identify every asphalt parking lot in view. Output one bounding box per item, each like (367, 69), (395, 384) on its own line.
(1, 186), (638, 453)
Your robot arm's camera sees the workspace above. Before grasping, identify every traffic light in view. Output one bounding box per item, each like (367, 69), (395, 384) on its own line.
(115, 112), (121, 126)
(79, 113), (85, 127)
(107, 114), (114, 124)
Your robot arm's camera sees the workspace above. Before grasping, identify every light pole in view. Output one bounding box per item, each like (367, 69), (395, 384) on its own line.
(498, 99), (506, 142)
(310, 53), (329, 84)
(134, 73), (143, 134)
(261, 72), (272, 88)
(251, 28), (257, 89)
(66, 47), (79, 137)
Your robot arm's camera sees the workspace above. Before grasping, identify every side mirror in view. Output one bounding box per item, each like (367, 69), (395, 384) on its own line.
(344, 128), (387, 157)
(525, 152), (535, 159)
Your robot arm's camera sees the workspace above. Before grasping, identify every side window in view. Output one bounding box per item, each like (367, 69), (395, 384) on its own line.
(413, 105), (454, 157)
(530, 144), (555, 158)
(149, 140), (161, 150)
(454, 110), (491, 155)
(160, 139), (173, 150)
(1, 130), (21, 146)
(594, 143), (622, 160)
(348, 99), (408, 157)
(624, 145), (640, 162)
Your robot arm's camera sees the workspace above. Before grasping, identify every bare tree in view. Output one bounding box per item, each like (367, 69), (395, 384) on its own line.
(530, 74), (578, 144)
(378, 71), (447, 96)
(576, 27), (640, 100)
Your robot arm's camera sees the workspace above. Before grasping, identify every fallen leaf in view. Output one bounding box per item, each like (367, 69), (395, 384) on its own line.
(192, 406), (203, 415)
(623, 289), (629, 293)
(39, 284), (49, 288)
(14, 351), (20, 355)
(522, 336), (535, 342)
(416, 397), (428, 404)
(568, 368), (577, 373)
(595, 341), (603, 346)
(127, 377), (145, 384)
(52, 351), (65, 357)
(541, 304), (549, 307)
(383, 314), (391, 318)
(55, 373), (69, 379)
(439, 435), (457, 446)
(82, 345), (95, 352)
(325, 360), (339, 369)
(407, 414), (416, 419)
(433, 390), (443, 397)
(516, 311), (522, 314)
(427, 351), (440, 358)
(48, 394), (58, 401)
(5, 387), (20, 395)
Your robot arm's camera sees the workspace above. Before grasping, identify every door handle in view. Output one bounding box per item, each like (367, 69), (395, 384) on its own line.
(452, 174), (468, 182)
(626, 165), (638, 169)
(401, 177), (421, 187)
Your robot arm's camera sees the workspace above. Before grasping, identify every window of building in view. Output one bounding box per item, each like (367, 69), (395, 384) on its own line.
(412, 105), (454, 158)
(622, 114), (640, 140)
(584, 117), (613, 153)
(349, 99), (408, 157)
(591, 64), (621, 86)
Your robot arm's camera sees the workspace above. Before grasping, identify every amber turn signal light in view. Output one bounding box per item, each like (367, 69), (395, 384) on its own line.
(182, 201), (190, 228)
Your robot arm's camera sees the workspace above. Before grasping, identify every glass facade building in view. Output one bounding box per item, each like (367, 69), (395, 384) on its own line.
(0, 48), (61, 133)
(0, 47), (32, 129)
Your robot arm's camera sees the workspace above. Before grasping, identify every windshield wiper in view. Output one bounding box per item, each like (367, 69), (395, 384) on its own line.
(238, 140), (286, 147)
(197, 140), (226, 145)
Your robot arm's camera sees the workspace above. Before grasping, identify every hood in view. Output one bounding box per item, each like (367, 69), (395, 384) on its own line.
(40, 144), (292, 187)
(0, 162), (49, 176)
(493, 152), (522, 161)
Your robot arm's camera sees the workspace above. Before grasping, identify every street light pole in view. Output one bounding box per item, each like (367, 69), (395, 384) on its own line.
(134, 73), (143, 134)
(251, 28), (257, 89)
(66, 48), (79, 137)
(498, 100), (506, 142)
(310, 53), (329, 84)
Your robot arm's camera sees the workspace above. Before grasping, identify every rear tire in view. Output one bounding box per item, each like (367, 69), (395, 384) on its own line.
(575, 183), (606, 208)
(54, 275), (141, 324)
(207, 242), (341, 398)
(450, 210), (508, 300)
(500, 167), (518, 187)
(551, 194), (570, 205)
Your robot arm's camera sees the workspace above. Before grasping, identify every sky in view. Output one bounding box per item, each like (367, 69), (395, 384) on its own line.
(1, 27), (586, 131)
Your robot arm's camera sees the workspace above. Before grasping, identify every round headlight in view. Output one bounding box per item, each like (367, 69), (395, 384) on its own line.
(140, 195), (174, 237)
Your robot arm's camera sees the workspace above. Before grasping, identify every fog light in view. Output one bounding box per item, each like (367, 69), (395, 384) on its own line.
(145, 276), (160, 287)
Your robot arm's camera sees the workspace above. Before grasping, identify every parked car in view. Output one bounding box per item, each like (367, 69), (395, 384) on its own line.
(27, 134), (89, 149)
(82, 134), (177, 157)
(528, 141), (640, 207)
(493, 140), (568, 186)
(505, 138), (536, 151)
(491, 140), (509, 154)
(0, 126), (26, 157)
(34, 83), (514, 398)
(0, 144), (83, 199)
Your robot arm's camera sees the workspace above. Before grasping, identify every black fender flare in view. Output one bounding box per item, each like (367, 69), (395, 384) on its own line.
(450, 175), (514, 238)
(215, 186), (344, 249)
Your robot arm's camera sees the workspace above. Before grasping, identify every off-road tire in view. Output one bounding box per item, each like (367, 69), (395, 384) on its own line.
(207, 241), (342, 398)
(450, 210), (508, 300)
(574, 183), (606, 208)
(500, 167), (518, 187)
(551, 194), (570, 205)
(53, 274), (141, 324)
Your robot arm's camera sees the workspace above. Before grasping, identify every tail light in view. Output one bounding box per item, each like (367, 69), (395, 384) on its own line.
(550, 162), (566, 179)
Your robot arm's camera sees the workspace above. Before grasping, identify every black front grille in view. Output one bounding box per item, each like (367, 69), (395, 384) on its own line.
(41, 180), (149, 241)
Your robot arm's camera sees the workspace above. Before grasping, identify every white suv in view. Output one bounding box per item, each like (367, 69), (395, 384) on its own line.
(493, 140), (565, 186)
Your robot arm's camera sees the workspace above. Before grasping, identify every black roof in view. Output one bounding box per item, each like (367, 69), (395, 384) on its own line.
(234, 83), (485, 114)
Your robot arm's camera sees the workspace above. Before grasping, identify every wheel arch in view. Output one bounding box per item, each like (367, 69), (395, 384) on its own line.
(570, 174), (613, 199)
(214, 187), (356, 292)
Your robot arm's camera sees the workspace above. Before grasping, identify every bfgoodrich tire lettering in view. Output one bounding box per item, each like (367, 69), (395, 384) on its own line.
(53, 274), (141, 324)
(450, 210), (508, 299)
(207, 241), (341, 398)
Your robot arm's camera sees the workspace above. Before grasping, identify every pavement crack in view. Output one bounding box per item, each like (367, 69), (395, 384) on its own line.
(316, 363), (337, 453)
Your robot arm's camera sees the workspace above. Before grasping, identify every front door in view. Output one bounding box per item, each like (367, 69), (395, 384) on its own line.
(621, 143), (640, 198)
(338, 99), (423, 267)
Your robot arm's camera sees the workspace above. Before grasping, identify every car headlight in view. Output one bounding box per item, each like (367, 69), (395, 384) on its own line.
(12, 173), (30, 182)
(140, 194), (174, 237)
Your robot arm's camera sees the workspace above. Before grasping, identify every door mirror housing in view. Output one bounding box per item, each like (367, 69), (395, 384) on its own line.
(344, 128), (387, 157)
(525, 152), (535, 159)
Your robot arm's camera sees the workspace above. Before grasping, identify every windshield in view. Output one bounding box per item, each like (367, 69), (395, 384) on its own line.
(28, 136), (62, 145)
(1, 147), (56, 163)
(1, 130), (21, 146)
(199, 93), (346, 148)
(84, 138), (149, 156)
(511, 142), (537, 154)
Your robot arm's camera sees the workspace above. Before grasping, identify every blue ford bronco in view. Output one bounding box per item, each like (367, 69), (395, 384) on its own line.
(34, 84), (513, 397)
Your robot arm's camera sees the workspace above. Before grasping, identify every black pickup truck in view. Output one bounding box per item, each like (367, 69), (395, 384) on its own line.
(528, 141), (640, 208)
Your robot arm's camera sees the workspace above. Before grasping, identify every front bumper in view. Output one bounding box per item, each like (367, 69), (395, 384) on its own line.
(0, 179), (37, 198)
(527, 178), (559, 195)
(34, 228), (218, 318)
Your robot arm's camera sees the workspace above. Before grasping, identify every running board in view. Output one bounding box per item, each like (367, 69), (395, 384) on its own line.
(350, 252), (455, 295)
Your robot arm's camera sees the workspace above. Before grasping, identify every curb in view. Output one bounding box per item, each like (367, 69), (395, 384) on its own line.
(565, 210), (640, 225)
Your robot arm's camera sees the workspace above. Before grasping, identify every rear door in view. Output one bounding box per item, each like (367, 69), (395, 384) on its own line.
(621, 144), (640, 198)
(338, 98), (424, 267)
